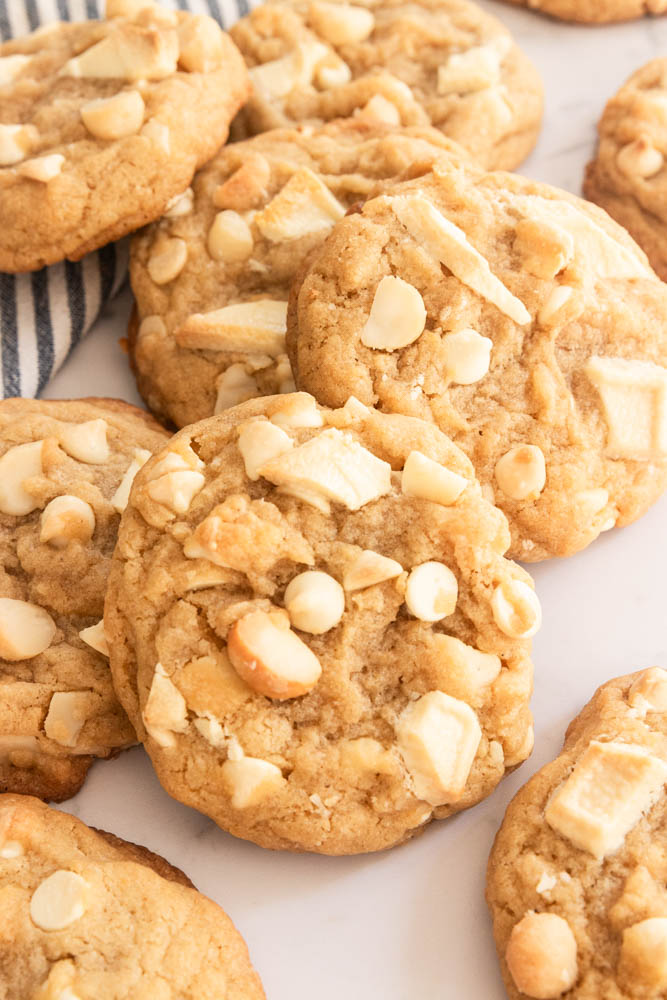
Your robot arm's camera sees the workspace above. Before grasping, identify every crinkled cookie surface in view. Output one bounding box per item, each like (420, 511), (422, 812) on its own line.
(501, 0), (667, 23)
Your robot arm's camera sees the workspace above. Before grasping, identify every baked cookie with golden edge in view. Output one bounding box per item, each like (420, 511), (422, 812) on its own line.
(105, 391), (536, 855)
(487, 667), (667, 1000)
(585, 59), (667, 281)
(502, 0), (666, 23)
(287, 159), (667, 561)
(0, 0), (249, 273)
(129, 119), (468, 429)
(229, 0), (542, 171)
(0, 397), (169, 802)
(0, 794), (265, 999)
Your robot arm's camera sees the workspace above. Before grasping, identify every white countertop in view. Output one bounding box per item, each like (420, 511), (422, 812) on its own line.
(43, 7), (667, 997)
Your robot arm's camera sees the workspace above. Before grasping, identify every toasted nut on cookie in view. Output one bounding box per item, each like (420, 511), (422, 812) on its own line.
(17, 154), (65, 182)
(437, 44), (502, 95)
(142, 662), (188, 747)
(514, 218), (574, 280)
(30, 871), (88, 931)
(0, 123), (38, 167)
(360, 276), (426, 351)
(81, 90), (145, 141)
(315, 53), (351, 88)
(544, 740), (667, 858)
(619, 918), (667, 991)
(401, 450), (467, 506)
(214, 154), (271, 211)
(238, 420), (293, 480)
(284, 570), (345, 634)
(628, 667), (667, 713)
(585, 356), (667, 460)
(506, 912), (577, 999)
(40, 495), (95, 547)
(405, 562), (458, 622)
(495, 444), (546, 501)
(538, 285), (575, 327)
(0, 54), (30, 86)
(176, 300), (287, 356)
(207, 210), (253, 262)
(146, 470), (206, 514)
(255, 167), (345, 242)
(164, 187), (193, 217)
(141, 118), (170, 153)
(441, 328), (492, 384)
(308, 1), (375, 44)
(396, 690), (481, 806)
(44, 691), (91, 747)
(491, 579), (541, 638)
(249, 40), (329, 100)
(341, 737), (395, 774)
(227, 610), (322, 699)
(148, 237), (187, 284)
(62, 25), (178, 80)
(58, 419), (110, 464)
(78, 620), (109, 657)
(222, 755), (287, 808)
(617, 136), (664, 179)
(0, 598), (56, 661)
(270, 394), (323, 429)
(0, 440), (44, 515)
(356, 94), (401, 125)
(111, 448), (152, 513)
(178, 14), (225, 72)
(215, 365), (260, 413)
(343, 549), (403, 591)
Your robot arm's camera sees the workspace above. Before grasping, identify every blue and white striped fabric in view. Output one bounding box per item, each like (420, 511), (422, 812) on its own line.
(0, 0), (249, 399)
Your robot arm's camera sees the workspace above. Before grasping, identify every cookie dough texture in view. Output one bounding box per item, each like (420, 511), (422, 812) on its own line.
(0, 3), (249, 272)
(487, 667), (667, 1000)
(106, 392), (535, 855)
(502, 0), (666, 22)
(585, 59), (667, 281)
(0, 794), (265, 999)
(130, 119), (467, 429)
(229, 0), (543, 171)
(287, 160), (667, 561)
(0, 397), (169, 802)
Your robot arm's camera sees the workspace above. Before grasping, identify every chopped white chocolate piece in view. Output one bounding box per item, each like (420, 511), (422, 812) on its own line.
(0, 54), (31, 86)
(495, 444), (546, 501)
(30, 871), (88, 931)
(491, 579), (541, 639)
(506, 912), (578, 999)
(340, 737), (395, 774)
(536, 872), (557, 896)
(176, 300), (287, 356)
(78, 620), (109, 657)
(0, 440), (44, 515)
(207, 210), (253, 262)
(356, 94), (402, 125)
(214, 365), (260, 413)
(177, 14), (225, 72)
(81, 90), (145, 141)
(315, 53), (351, 88)
(255, 168), (345, 242)
(40, 495), (95, 547)
(401, 450), (467, 506)
(145, 469), (206, 514)
(58, 419), (109, 464)
(62, 26), (178, 80)
(164, 187), (193, 218)
(227, 610), (322, 700)
(142, 662), (188, 748)
(140, 118), (170, 153)
(434, 634), (501, 694)
(396, 690), (481, 805)
(545, 740), (667, 858)
(628, 667), (667, 713)
(585, 356), (667, 460)
(193, 715), (227, 749)
(538, 285), (575, 326)
(147, 237), (187, 284)
(437, 43), (502, 95)
(440, 328), (492, 385)
(270, 394), (323, 429)
(360, 276), (426, 350)
(238, 420), (293, 480)
(110, 448), (152, 513)
(308, 1), (375, 43)
(222, 755), (286, 808)
(44, 692), (91, 747)
(214, 154), (271, 211)
(617, 136), (664, 179)
(405, 562), (458, 622)
(619, 918), (667, 991)
(343, 549), (403, 591)
(514, 217), (574, 280)
(0, 598), (56, 661)
(0, 123), (37, 167)
(284, 570), (345, 634)
(17, 154), (65, 182)
(391, 194), (531, 325)
(249, 40), (329, 100)
(258, 428), (391, 511)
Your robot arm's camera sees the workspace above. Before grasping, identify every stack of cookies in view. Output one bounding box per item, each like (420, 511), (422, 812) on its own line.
(1, 0), (667, 996)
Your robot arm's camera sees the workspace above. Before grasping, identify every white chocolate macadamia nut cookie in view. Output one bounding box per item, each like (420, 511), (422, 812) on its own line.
(487, 667), (667, 1000)
(0, 397), (168, 802)
(0, 3), (249, 272)
(0, 794), (265, 999)
(501, 0), (667, 24)
(287, 159), (667, 561)
(229, 0), (543, 171)
(129, 119), (468, 429)
(105, 393), (536, 855)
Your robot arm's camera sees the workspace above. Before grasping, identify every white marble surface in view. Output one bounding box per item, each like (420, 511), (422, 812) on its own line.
(42, 7), (667, 998)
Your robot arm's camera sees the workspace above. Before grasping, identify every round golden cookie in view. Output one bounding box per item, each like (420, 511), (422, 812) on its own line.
(0, 396), (169, 802)
(585, 59), (667, 282)
(0, 1), (249, 272)
(287, 159), (667, 561)
(229, 0), (543, 171)
(129, 118), (468, 429)
(105, 391), (536, 855)
(0, 794), (265, 999)
(501, 0), (666, 22)
(487, 667), (667, 1000)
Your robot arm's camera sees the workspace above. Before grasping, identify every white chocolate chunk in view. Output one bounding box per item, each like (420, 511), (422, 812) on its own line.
(270, 394), (323, 429)
(437, 43), (502, 95)
(258, 427), (391, 511)
(177, 14), (225, 72)
(0, 840), (23, 859)
(514, 217), (574, 280)
(140, 118), (170, 153)
(538, 285), (574, 327)
(78, 620), (109, 657)
(343, 549), (403, 591)
(506, 912), (578, 999)
(545, 740), (667, 858)
(110, 448), (152, 513)
(222, 755), (286, 808)
(315, 53), (351, 88)
(164, 187), (193, 218)
(146, 469), (206, 514)
(238, 420), (293, 480)
(360, 276), (426, 350)
(62, 28), (177, 80)
(0, 124), (37, 167)
(227, 611), (322, 699)
(44, 692), (91, 747)
(396, 690), (481, 806)
(249, 40), (329, 99)
(176, 300), (287, 356)
(491, 579), (541, 639)
(341, 737), (395, 774)
(433, 634), (501, 694)
(142, 662), (188, 748)
(255, 168), (345, 243)
(58, 419), (109, 464)
(147, 237), (187, 284)
(441, 328), (492, 384)
(356, 94), (401, 125)
(30, 871), (88, 931)
(0, 599), (56, 661)
(207, 210), (253, 262)
(308, 1), (375, 44)
(0, 440), (44, 515)
(17, 154), (65, 182)
(628, 667), (667, 713)
(617, 136), (664, 179)
(193, 715), (227, 749)
(40, 495), (95, 548)
(391, 194), (530, 325)
(495, 445), (546, 501)
(619, 918), (667, 991)
(405, 561), (458, 622)
(284, 570), (345, 634)
(81, 90), (145, 141)
(401, 450), (467, 506)
(0, 54), (30, 86)
(585, 356), (667, 460)
(214, 365), (260, 413)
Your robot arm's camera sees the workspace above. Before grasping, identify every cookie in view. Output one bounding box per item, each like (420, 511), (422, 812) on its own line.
(286, 159), (667, 561)
(486, 667), (667, 1000)
(105, 391), (536, 855)
(501, 0), (666, 22)
(229, 0), (543, 171)
(0, 794), (265, 998)
(0, 0), (249, 272)
(0, 396), (169, 802)
(584, 59), (667, 282)
(129, 119), (467, 429)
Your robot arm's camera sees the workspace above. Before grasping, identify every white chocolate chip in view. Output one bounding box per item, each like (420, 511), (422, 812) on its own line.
(308, 1), (375, 44)
(535, 872), (557, 896)
(0, 54), (31, 86)
(506, 912), (577, 999)
(30, 871), (88, 931)
(494, 445), (546, 501)
(437, 43), (503, 95)
(147, 237), (187, 284)
(110, 447), (152, 513)
(40, 495), (95, 548)
(164, 187), (193, 218)
(140, 118), (170, 153)
(270, 394), (323, 429)
(176, 300), (287, 356)
(0, 598), (56, 661)
(177, 14), (225, 72)
(254, 168), (345, 242)
(356, 94), (401, 125)
(227, 610), (322, 700)
(514, 217), (574, 280)
(491, 579), (541, 639)
(145, 469), (206, 514)
(78, 620), (109, 657)
(315, 53), (351, 88)
(44, 691), (92, 747)
(405, 562), (458, 622)
(360, 276), (426, 351)
(343, 549), (403, 591)
(142, 662), (188, 747)
(17, 154), (65, 182)
(81, 90), (145, 141)
(214, 365), (261, 413)
(585, 355), (667, 460)
(0, 440), (44, 515)
(284, 570), (345, 634)
(58, 419), (109, 464)
(238, 420), (293, 480)
(207, 210), (253, 262)
(249, 40), (330, 100)
(619, 918), (667, 991)
(441, 328), (492, 384)
(62, 26), (178, 80)
(628, 667), (667, 713)
(222, 755), (287, 808)
(617, 136), (664, 179)
(0, 123), (38, 167)
(401, 450), (468, 506)
(396, 690), (481, 806)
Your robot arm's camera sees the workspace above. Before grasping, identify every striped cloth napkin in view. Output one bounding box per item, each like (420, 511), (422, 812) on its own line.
(0, 0), (249, 399)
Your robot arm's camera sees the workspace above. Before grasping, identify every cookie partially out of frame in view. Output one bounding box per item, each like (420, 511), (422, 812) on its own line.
(502, 0), (666, 23)
(487, 667), (667, 1000)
